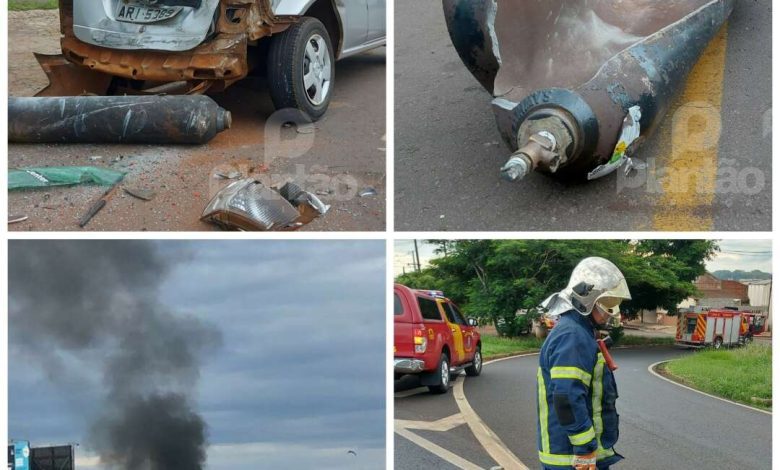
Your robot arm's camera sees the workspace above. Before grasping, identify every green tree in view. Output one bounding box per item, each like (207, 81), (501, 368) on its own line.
(395, 240), (719, 337)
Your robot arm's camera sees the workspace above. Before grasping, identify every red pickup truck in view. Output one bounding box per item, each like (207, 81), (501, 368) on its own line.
(394, 284), (482, 394)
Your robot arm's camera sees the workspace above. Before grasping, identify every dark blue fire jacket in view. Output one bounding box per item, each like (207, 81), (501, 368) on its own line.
(537, 310), (622, 469)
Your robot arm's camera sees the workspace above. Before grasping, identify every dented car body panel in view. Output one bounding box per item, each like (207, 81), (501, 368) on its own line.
(442, 0), (735, 182)
(47, 0), (385, 95)
(72, 0), (221, 52)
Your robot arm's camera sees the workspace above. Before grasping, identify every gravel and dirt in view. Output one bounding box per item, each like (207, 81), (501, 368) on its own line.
(8, 10), (386, 231)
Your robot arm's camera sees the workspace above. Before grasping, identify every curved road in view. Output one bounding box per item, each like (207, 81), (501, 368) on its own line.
(395, 346), (771, 469)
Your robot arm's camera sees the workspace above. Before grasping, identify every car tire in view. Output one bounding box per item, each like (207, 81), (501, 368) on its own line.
(267, 17), (335, 121)
(465, 347), (482, 377)
(428, 354), (450, 394)
(713, 336), (723, 349)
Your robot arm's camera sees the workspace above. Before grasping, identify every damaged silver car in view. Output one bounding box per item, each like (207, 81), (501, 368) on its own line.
(38, 0), (386, 119)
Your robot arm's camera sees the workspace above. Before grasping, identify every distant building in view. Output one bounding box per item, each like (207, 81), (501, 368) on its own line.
(693, 273), (749, 304)
(632, 273), (772, 331)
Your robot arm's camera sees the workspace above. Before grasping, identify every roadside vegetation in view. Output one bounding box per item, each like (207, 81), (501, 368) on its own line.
(482, 335), (544, 360)
(662, 343), (771, 410)
(9, 0), (58, 10)
(481, 333), (673, 361)
(397, 240), (718, 334)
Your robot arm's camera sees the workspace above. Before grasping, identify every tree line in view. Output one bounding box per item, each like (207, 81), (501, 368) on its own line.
(396, 240), (719, 336)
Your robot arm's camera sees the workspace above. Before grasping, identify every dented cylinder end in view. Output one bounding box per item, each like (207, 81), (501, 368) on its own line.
(493, 88), (600, 181)
(217, 109), (233, 132)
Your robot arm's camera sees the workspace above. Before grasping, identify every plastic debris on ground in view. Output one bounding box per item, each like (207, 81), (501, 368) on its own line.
(359, 187), (378, 197)
(200, 179), (330, 231)
(123, 187), (156, 201)
(9, 166), (125, 190)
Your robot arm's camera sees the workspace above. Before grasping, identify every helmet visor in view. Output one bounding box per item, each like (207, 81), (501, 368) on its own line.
(596, 297), (623, 318)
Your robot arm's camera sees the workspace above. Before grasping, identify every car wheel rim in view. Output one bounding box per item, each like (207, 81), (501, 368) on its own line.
(441, 361), (449, 387)
(303, 33), (332, 106)
(475, 351), (481, 371)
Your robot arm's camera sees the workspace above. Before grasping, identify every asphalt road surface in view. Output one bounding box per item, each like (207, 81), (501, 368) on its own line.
(394, 0), (772, 231)
(8, 10), (386, 231)
(395, 346), (771, 469)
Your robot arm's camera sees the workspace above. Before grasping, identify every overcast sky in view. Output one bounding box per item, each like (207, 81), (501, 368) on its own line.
(8, 240), (386, 469)
(394, 240), (773, 276)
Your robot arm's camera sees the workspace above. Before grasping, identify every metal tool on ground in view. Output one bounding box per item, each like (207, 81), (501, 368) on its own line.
(443, 0), (735, 183)
(9, 95), (231, 145)
(79, 184), (119, 228)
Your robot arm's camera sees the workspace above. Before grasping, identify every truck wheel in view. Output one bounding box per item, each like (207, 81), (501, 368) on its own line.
(713, 337), (723, 349)
(267, 17), (334, 121)
(428, 354), (450, 394)
(465, 347), (482, 377)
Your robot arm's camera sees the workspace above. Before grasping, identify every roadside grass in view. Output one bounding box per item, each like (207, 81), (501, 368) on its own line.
(9, 0), (58, 10)
(481, 335), (544, 360)
(662, 343), (772, 410)
(482, 333), (674, 361)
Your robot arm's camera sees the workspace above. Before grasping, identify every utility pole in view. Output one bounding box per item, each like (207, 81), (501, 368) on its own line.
(413, 240), (421, 272)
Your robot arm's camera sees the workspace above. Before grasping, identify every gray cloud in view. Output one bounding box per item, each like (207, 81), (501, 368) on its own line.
(9, 240), (386, 469)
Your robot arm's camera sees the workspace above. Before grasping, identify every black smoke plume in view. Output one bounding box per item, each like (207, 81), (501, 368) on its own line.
(9, 240), (221, 470)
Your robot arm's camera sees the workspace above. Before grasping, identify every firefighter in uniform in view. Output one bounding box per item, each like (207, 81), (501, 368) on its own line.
(536, 257), (631, 470)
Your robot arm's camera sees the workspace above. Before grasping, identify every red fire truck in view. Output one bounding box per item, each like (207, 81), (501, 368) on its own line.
(394, 284), (482, 394)
(676, 308), (752, 349)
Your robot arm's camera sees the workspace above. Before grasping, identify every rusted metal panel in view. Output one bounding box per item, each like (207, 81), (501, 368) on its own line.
(52, 0), (294, 91)
(443, 0), (736, 182)
(60, 33), (249, 83)
(34, 53), (114, 97)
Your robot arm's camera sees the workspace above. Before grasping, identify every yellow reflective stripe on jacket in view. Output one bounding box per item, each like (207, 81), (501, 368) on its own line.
(592, 353), (606, 451)
(538, 448), (615, 467)
(550, 366), (592, 385)
(538, 451), (573, 467)
(568, 426), (596, 446)
(537, 367), (550, 453)
(598, 447), (615, 459)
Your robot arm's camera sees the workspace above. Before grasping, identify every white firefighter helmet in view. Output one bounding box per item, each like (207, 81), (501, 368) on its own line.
(541, 257), (631, 317)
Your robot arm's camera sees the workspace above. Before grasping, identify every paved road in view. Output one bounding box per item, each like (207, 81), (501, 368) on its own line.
(395, 347), (771, 469)
(8, 10), (385, 231)
(394, 0), (772, 231)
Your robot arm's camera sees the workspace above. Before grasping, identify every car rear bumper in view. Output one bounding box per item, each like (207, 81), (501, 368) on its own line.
(394, 358), (426, 374)
(56, 0), (295, 85)
(61, 32), (249, 83)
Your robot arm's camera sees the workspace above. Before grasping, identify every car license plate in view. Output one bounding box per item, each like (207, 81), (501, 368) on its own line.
(115, 3), (182, 23)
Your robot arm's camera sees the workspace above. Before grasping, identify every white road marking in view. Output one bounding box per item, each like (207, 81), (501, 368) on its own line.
(647, 360), (772, 415)
(483, 352), (540, 366)
(395, 424), (485, 470)
(453, 376), (530, 470)
(396, 413), (467, 432)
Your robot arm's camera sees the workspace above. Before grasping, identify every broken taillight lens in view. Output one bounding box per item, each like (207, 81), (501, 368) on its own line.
(201, 179), (329, 231)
